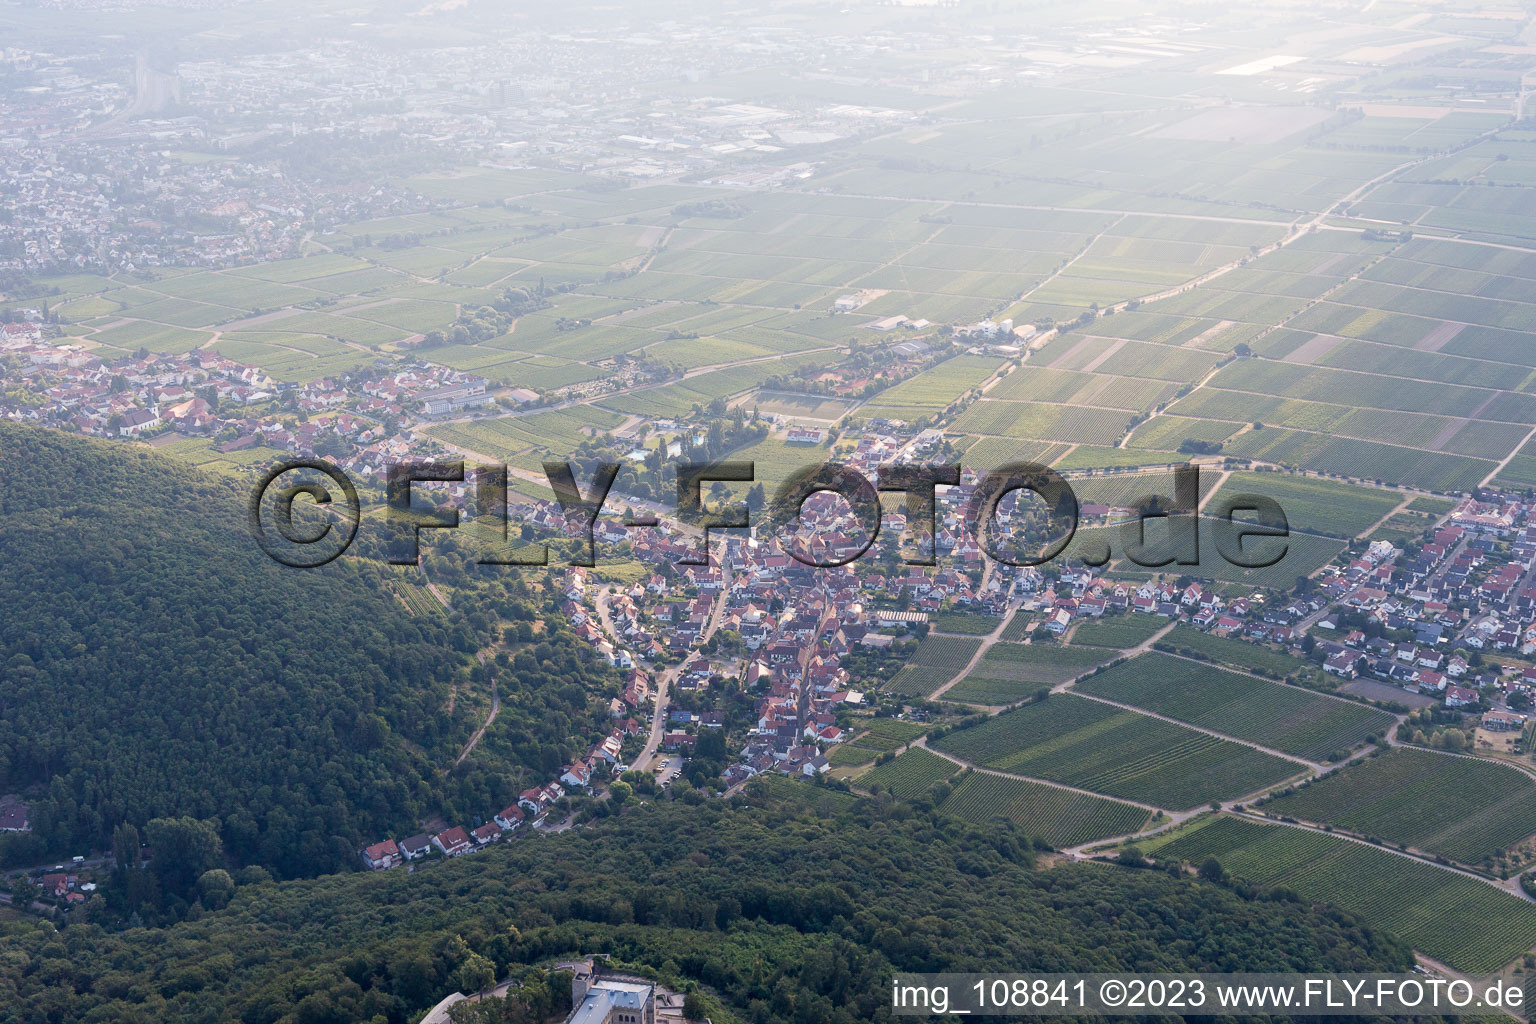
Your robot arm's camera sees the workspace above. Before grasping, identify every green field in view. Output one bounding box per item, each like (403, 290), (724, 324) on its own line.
(1148, 816), (1536, 974)
(1069, 615), (1167, 649)
(830, 717), (931, 766)
(928, 612), (1003, 635)
(863, 355), (1005, 410)
(952, 399), (1132, 445)
(937, 772), (1151, 847)
(1209, 423), (1493, 493)
(1090, 517), (1346, 590)
(1407, 496), (1456, 515)
(933, 694), (1301, 809)
(943, 643), (1113, 705)
(828, 744), (879, 767)
(391, 576), (445, 617)
(1368, 512), (1439, 544)
(1262, 747), (1536, 867)
(427, 407), (624, 462)
(1160, 625), (1307, 678)
(152, 438), (290, 475)
(884, 635), (983, 697)
(856, 748), (960, 799)
(1209, 472), (1402, 538)
(1074, 653), (1394, 761)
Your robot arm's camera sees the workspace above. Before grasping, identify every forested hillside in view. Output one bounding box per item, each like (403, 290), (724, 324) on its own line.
(0, 788), (1418, 1024)
(0, 423), (616, 882)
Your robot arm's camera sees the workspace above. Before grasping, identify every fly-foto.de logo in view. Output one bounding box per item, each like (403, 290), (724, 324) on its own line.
(249, 459), (1290, 571)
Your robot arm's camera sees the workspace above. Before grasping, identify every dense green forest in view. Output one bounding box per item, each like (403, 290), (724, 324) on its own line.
(0, 423), (619, 883)
(0, 786), (1420, 1024)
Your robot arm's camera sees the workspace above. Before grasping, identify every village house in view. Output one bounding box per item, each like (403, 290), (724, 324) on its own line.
(399, 834), (433, 861)
(432, 826), (473, 857)
(360, 839), (401, 871)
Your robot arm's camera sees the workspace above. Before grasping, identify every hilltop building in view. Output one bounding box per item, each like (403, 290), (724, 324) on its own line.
(567, 963), (655, 1024)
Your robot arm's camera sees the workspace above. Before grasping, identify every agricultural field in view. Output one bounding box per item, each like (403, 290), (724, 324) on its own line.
(833, 717), (932, 768)
(1496, 439), (1536, 489)
(88, 320), (211, 354)
(855, 748), (960, 800)
(1208, 472), (1403, 539)
(937, 772), (1152, 847)
(1262, 747), (1536, 868)
(860, 354), (1005, 410)
(1163, 367), (1508, 492)
(1407, 496), (1455, 516)
(941, 675), (1046, 706)
(932, 694), (1301, 809)
(928, 612), (1002, 635)
(1069, 469), (1220, 510)
(884, 635), (983, 697)
(1146, 816), (1536, 974)
(1125, 415), (1243, 453)
(426, 407), (624, 462)
(1053, 514), (1344, 590)
(956, 437), (1073, 472)
(828, 744), (880, 767)
(1160, 625), (1306, 679)
(972, 642), (1113, 684)
(151, 437), (290, 476)
(1052, 445), (1178, 472)
(390, 576), (445, 618)
(999, 614), (1038, 642)
(951, 399), (1132, 445)
(1073, 653), (1394, 762)
(942, 643), (1112, 705)
(716, 434), (827, 492)
(749, 391), (855, 422)
(1368, 512), (1439, 545)
(1069, 615), (1167, 649)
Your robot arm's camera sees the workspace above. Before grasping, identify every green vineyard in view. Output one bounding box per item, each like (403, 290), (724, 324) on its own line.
(1074, 653), (1393, 761)
(1069, 615), (1167, 649)
(977, 643), (1113, 683)
(884, 634), (983, 697)
(938, 772), (1152, 847)
(932, 694), (1301, 809)
(1262, 747), (1536, 866)
(391, 577), (444, 617)
(1149, 816), (1536, 974)
(928, 612), (1003, 635)
(832, 718), (932, 765)
(944, 643), (1112, 704)
(1163, 625), (1303, 677)
(857, 748), (960, 799)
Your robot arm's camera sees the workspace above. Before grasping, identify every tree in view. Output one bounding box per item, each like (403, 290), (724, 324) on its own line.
(196, 868), (235, 910)
(683, 992), (707, 1021)
(1199, 856), (1227, 883)
(9, 875), (38, 907)
(145, 816), (224, 901)
(695, 728), (727, 764)
(609, 780), (633, 806)
(113, 821), (141, 870)
(454, 952), (496, 996)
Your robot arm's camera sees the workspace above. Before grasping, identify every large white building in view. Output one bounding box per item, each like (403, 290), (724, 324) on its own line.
(418, 379), (490, 416)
